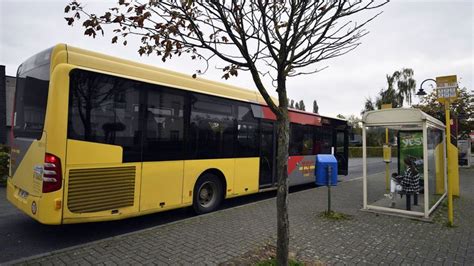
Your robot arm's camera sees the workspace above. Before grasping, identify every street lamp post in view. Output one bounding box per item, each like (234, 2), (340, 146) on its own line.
(416, 78), (436, 97)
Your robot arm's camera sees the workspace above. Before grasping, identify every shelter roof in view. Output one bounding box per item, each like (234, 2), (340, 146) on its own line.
(362, 108), (445, 129)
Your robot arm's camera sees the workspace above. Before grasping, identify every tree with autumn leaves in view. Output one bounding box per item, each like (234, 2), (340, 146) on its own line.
(414, 87), (473, 139)
(64, 1), (387, 263)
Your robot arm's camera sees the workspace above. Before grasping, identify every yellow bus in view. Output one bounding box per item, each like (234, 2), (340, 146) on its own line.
(7, 44), (348, 224)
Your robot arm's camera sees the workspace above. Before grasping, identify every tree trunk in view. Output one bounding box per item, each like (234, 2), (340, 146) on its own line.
(247, 60), (290, 265)
(276, 110), (290, 265)
(276, 72), (290, 265)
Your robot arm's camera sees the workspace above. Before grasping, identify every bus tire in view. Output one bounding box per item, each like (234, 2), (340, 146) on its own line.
(193, 173), (223, 214)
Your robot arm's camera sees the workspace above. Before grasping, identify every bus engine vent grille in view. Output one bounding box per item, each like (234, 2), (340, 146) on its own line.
(67, 166), (136, 213)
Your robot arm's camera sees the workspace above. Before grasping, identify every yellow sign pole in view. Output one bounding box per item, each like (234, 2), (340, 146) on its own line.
(382, 104), (392, 191)
(445, 100), (454, 226)
(385, 129), (389, 191)
(436, 75), (458, 226)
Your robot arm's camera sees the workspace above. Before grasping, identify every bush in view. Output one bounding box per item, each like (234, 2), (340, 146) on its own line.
(0, 146), (9, 187)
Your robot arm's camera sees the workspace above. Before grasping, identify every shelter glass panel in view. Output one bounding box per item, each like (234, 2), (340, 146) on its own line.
(427, 127), (445, 210)
(365, 126), (426, 213)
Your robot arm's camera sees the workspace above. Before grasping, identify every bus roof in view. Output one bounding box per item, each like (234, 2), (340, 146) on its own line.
(51, 44), (270, 105)
(50, 44), (345, 125)
(288, 108), (348, 123)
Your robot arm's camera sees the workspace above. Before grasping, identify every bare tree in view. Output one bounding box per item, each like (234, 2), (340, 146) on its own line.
(300, 100), (305, 111)
(65, 1), (387, 263)
(313, 100), (319, 113)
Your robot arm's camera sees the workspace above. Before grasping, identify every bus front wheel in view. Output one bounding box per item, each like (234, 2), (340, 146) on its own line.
(193, 174), (223, 214)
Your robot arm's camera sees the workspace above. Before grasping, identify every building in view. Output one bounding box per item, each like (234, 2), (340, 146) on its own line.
(0, 65), (15, 145)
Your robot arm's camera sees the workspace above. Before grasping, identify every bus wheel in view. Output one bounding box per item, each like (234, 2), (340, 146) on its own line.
(193, 174), (223, 214)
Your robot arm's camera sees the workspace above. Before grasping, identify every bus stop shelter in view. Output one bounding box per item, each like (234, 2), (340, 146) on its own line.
(361, 108), (447, 219)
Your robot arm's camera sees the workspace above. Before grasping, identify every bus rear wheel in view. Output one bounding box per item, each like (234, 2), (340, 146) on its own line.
(193, 174), (223, 214)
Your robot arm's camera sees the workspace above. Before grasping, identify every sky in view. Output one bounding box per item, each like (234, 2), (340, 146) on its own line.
(0, 0), (473, 118)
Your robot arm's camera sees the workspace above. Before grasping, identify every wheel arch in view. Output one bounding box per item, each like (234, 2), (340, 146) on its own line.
(196, 168), (227, 199)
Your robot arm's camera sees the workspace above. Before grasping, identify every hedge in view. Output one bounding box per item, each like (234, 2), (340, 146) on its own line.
(349, 146), (398, 158)
(0, 145), (9, 187)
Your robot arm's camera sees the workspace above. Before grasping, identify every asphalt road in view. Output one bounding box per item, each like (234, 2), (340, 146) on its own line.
(345, 157), (398, 182)
(0, 158), (393, 263)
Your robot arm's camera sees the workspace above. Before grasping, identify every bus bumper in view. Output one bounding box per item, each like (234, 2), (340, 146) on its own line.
(6, 179), (62, 225)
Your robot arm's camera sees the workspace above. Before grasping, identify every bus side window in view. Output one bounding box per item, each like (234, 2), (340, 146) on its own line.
(320, 127), (333, 154)
(236, 105), (259, 157)
(336, 131), (345, 153)
(290, 124), (315, 156)
(68, 69), (141, 162)
(142, 87), (185, 161)
(189, 94), (235, 159)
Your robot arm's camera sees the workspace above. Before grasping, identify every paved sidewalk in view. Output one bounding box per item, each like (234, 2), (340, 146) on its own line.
(8, 168), (474, 265)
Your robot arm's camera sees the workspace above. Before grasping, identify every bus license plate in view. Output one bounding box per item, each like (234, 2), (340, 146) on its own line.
(18, 189), (29, 199)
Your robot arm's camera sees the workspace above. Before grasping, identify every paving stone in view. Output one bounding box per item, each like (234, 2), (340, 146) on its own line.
(11, 168), (474, 265)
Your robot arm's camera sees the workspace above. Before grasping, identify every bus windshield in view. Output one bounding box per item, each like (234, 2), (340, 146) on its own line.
(13, 48), (52, 139)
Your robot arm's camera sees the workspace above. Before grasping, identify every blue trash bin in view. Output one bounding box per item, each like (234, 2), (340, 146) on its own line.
(315, 154), (338, 186)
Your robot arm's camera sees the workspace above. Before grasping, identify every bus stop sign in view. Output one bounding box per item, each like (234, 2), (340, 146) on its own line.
(436, 75), (458, 103)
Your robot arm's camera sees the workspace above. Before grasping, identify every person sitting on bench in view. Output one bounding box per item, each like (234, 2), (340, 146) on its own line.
(392, 156), (421, 210)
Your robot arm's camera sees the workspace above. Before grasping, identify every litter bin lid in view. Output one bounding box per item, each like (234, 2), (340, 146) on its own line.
(316, 154), (337, 163)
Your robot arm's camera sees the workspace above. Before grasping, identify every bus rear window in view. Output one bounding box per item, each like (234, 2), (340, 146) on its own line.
(13, 48), (51, 139)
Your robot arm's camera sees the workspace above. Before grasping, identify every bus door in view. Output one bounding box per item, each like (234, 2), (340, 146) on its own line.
(259, 121), (276, 188)
(335, 129), (349, 175)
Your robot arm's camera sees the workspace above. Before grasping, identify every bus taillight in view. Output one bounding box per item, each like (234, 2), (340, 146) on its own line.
(42, 153), (62, 193)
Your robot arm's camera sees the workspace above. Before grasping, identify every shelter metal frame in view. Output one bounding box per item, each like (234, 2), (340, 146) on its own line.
(362, 108), (447, 218)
